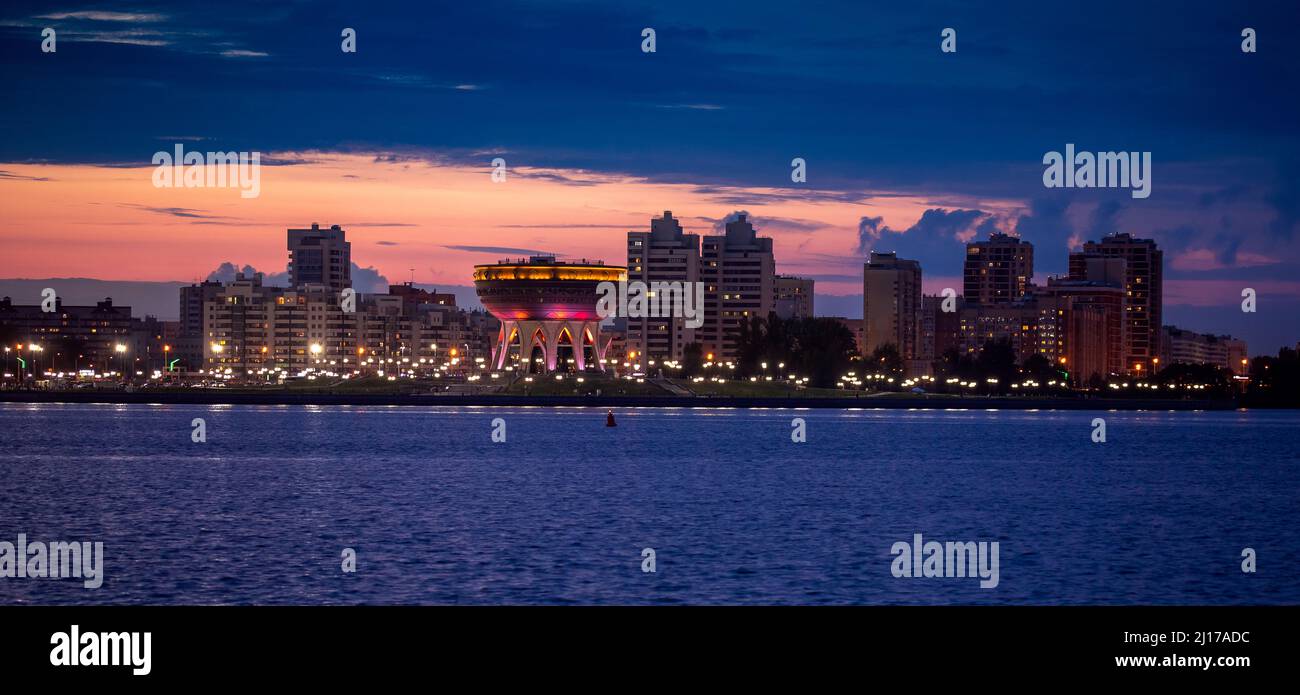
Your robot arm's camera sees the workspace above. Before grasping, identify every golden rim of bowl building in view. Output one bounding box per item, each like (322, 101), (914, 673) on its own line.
(473, 263), (627, 283)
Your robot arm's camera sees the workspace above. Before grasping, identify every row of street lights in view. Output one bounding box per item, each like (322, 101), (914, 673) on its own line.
(3, 342), (136, 382)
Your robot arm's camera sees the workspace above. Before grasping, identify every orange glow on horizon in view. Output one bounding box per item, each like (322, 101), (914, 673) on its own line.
(0, 152), (1009, 295)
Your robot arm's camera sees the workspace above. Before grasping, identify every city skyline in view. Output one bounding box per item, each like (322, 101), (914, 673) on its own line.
(0, 218), (1262, 384)
(2, 207), (1286, 357)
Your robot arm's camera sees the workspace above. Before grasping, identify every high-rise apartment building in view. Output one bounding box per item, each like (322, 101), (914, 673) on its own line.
(1070, 233), (1162, 374)
(700, 214), (774, 361)
(774, 275), (815, 319)
(964, 232), (1034, 305)
(920, 293), (963, 365)
(288, 223), (351, 292)
(1040, 277), (1126, 378)
(862, 251), (922, 361)
(178, 279), (224, 371)
(626, 211), (702, 362)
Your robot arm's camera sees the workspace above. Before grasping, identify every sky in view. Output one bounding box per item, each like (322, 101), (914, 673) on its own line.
(1, 0), (1299, 353)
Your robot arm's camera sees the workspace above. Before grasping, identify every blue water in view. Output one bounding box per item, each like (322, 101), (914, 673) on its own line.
(0, 403), (1297, 605)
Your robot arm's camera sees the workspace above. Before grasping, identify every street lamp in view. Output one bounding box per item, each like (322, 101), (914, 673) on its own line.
(30, 344), (44, 378)
(209, 342), (224, 376)
(114, 343), (127, 379)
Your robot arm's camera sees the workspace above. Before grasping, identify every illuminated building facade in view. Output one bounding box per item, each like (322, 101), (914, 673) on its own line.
(474, 256), (626, 372)
(626, 211), (701, 362)
(964, 232), (1034, 305)
(1161, 326), (1248, 375)
(863, 251), (922, 361)
(700, 214), (775, 361)
(0, 296), (135, 376)
(1070, 233), (1162, 375)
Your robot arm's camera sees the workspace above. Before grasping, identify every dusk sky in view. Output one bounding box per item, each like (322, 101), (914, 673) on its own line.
(2, 0), (1299, 352)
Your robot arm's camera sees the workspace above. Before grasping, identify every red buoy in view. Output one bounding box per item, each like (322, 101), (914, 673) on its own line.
(606, 410), (617, 427)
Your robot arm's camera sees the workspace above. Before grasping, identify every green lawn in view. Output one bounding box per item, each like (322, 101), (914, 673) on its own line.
(150, 375), (428, 395)
(669, 378), (854, 398)
(500, 374), (670, 396)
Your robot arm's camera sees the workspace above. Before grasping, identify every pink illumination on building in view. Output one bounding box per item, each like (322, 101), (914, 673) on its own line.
(473, 256), (626, 373)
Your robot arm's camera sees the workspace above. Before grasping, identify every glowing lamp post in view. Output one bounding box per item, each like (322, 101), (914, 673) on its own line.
(114, 343), (127, 380)
(29, 344), (44, 378)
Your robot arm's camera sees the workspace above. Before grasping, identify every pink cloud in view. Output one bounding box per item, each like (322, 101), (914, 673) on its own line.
(1169, 249), (1279, 272)
(1165, 279), (1300, 307)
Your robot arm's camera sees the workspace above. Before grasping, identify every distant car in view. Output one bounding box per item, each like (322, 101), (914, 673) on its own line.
(911, 387), (926, 394)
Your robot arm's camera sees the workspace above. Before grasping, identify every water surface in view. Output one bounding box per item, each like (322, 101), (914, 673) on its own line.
(1, 404), (1296, 604)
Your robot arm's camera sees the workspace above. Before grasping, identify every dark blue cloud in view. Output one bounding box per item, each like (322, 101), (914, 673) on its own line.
(442, 245), (552, 256)
(205, 261), (388, 292)
(857, 208), (991, 276)
(4, 0), (1296, 195)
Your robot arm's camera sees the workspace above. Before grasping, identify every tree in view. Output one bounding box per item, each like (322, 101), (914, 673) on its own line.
(867, 343), (903, 377)
(790, 317), (858, 388)
(975, 339), (1017, 393)
(53, 335), (87, 372)
(1020, 353), (1058, 385)
(734, 314), (767, 376)
(732, 313), (858, 387)
(1149, 362), (1235, 400)
(1246, 348), (1300, 406)
(681, 342), (704, 378)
